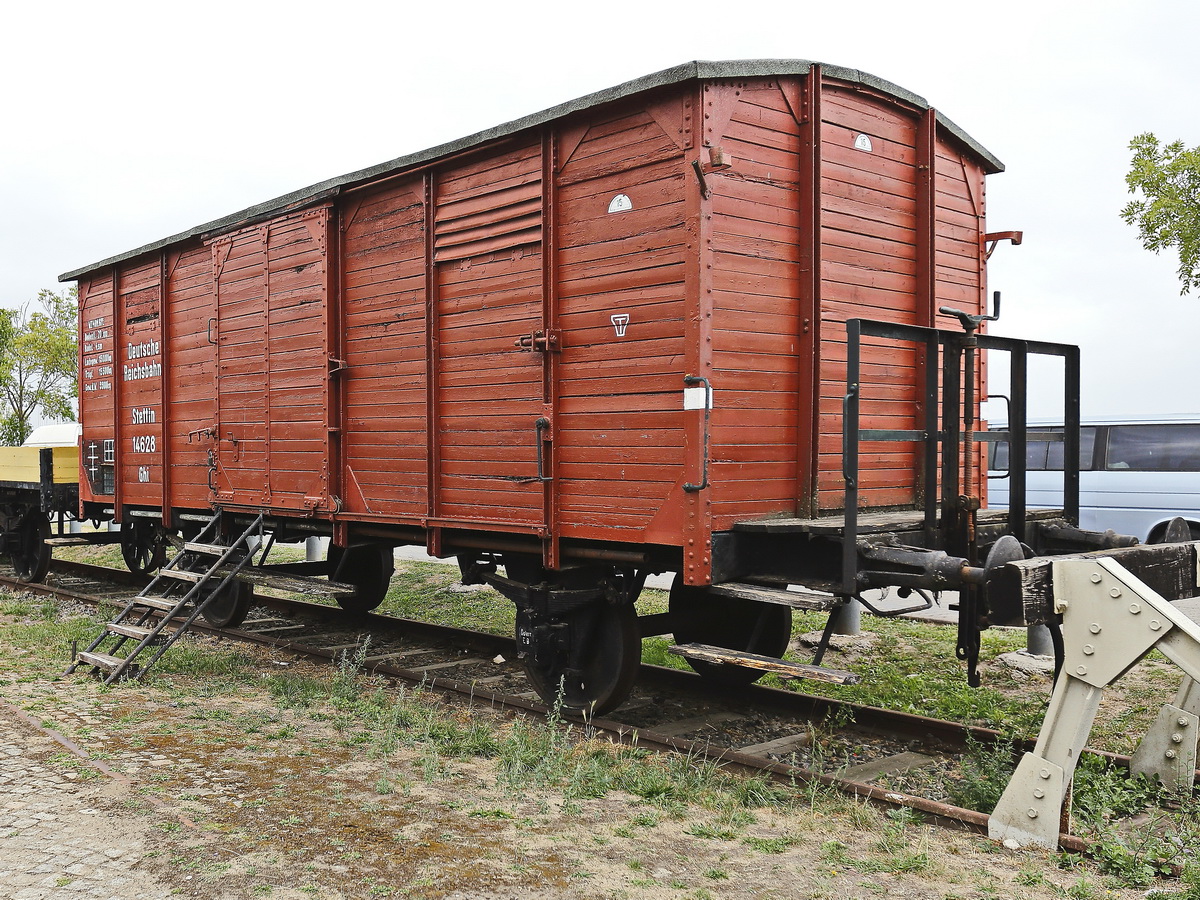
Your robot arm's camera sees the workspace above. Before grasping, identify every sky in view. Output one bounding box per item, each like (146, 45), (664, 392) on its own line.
(3, 0), (1196, 419)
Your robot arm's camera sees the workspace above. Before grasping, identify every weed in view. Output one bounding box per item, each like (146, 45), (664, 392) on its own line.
(46, 752), (101, 781)
(266, 672), (327, 709)
(685, 822), (738, 840)
(1014, 865), (1045, 887)
(945, 739), (1012, 816)
(468, 808), (514, 820)
(331, 640), (370, 704)
(742, 834), (799, 854)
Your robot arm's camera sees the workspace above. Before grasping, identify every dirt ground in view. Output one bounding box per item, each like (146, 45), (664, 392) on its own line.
(0, 607), (1181, 900)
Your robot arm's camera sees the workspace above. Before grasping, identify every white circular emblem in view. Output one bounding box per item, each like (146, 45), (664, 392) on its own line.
(607, 193), (633, 213)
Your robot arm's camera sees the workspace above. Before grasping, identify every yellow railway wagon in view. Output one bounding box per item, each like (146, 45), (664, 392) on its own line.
(0, 444), (81, 583)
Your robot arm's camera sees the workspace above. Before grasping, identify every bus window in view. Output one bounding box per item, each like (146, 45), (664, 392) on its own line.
(990, 440), (1050, 471)
(1107, 424), (1200, 472)
(992, 440), (1008, 470)
(1026, 442), (1049, 470)
(1045, 427), (1098, 471)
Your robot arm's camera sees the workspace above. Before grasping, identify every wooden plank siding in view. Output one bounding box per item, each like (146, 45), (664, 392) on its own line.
(433, 140), (545, 526)
(78, 273), (116, 503)
(339, 180), (428, 518)
(554, 97), (692, 543)
(164, 246), (217, 510)
(211, 208), (332, 512)
(707, 79), (806, 528)
(815, 87), (921, 511)
(934, 143), (989, 501)
(115, 260), (164, 509)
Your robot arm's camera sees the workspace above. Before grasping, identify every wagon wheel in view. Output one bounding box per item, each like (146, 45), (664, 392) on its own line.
(9, 511), (50, 584)
(669, 580), (792, 686)
(328, 544), (395, 613)
(191, 542), (253, 628)
(524, 601), (641, 717)
(120, 519), (168, 575)
(198, 578), (254, 628)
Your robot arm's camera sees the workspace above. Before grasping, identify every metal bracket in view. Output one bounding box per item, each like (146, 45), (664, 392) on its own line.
(514, 329), (560, 352)
(983, 230), (1023, 261)
(683, 375), (711, 493)
(1129, 703), (1198, 792)
(990, 557), (1200, 849)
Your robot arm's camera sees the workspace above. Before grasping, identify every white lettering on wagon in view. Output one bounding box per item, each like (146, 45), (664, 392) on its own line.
(127, 339), (160, 359)
(130, 435), (156, 453)
(123, 361), (161, 381)
(132, 406), (156, 424)
(610, 313), (630, 337)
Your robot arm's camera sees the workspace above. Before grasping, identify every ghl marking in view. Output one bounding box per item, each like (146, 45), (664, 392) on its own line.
(610, 313), (630, 337)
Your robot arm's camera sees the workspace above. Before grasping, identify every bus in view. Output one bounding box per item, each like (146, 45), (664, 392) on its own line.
(987, 415), (1200, 543)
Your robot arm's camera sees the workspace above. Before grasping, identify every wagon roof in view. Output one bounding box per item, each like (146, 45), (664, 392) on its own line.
(60, 58), (1003, 282)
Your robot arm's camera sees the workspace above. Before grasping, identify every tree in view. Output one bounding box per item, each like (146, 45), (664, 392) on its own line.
(1121, 132), (1200, 295)
(0, 288), (78, 445)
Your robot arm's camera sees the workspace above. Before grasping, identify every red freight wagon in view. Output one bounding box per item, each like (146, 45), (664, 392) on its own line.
(62, 60), (1141, 713)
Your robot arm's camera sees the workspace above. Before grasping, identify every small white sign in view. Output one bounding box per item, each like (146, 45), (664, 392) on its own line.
(607, 193), (633, 213)
(854, 133), (873, 152)
(610, 313), (630, 337)
(683, 386), (714, 410)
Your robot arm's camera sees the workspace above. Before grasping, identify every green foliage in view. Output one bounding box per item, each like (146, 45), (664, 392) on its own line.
(0, 288), (78, 444)
(1122, 133), (1200, 295)
(1066, 755), (1200, 888)
(946, 736), (1017, 813)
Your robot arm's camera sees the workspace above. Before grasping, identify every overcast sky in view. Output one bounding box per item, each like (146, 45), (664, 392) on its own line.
(3, 0), (1195, 418)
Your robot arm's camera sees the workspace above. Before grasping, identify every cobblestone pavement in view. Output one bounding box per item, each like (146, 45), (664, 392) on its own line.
(0, 704), (174, 900)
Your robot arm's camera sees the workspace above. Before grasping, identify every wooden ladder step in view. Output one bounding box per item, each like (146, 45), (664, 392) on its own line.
(227, 568), (354, 597)
(44, 533), (124, 547)
(668, 643), (860, 685)
(708, 582), (839, 611)
(158, 568), (206, 584)
(159, 565), (353, 597)
(105, 623), (175, 640)
(134, 596), (185, 612)
(183, 541), (227, 555)
(76, 651), (125, 671)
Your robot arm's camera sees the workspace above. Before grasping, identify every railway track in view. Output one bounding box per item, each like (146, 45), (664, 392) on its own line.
(3, 558), (1100, 850)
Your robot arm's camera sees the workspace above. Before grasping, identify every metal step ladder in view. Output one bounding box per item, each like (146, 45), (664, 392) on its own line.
(65, 512), (264, 685)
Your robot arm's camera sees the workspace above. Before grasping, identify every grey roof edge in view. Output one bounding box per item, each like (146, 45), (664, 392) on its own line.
(59, 59), (1003, 283)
